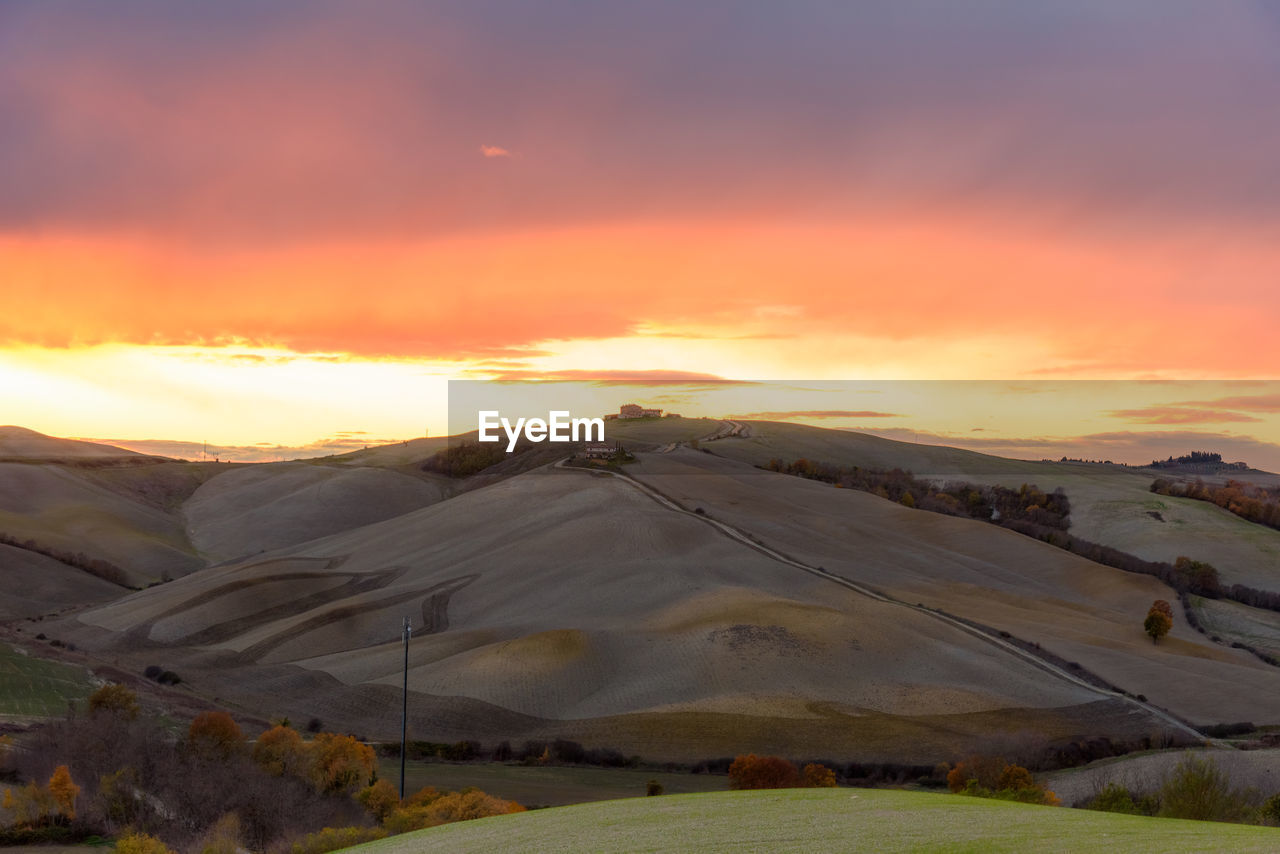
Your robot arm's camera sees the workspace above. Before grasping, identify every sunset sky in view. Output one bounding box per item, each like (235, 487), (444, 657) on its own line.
(3, 2), (1280, 461)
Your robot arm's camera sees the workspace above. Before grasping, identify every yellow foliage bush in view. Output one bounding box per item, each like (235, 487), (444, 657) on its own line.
(402, 785), (441, 808)
(384, 789), (524, 833)
(4, 782), (55, 827)
(116, 832), (175, 854)
(289, 825), (388, 854)
(252, 725), (310, 778)
(88, 684), (139, 719)
(197, 812), (242, 854)
(802, 763), (837, 788)
(308, 734), (375, 795)
(357, 779), (400, 822)
(48, 765), (80, 820)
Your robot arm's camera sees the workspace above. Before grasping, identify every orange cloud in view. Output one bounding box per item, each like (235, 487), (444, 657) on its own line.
(482, 369), (752, 386)
(1107, 407), (1262, 425)
(480, 144), (512, 158)
(1171, 394), (1280, 412)
(3, 212), (1280, 376)
(729, 410), (900, 419)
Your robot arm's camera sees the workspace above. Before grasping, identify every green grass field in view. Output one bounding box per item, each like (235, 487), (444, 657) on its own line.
(348, 788), (1280, 854)
(1191, 595), (1280, 659)
(0, 643), (95, 718)
(376, 758), (725, 807)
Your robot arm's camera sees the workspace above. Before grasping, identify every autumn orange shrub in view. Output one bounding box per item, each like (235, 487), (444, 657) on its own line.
(946, 756), (1059, 806)
(946, 755), (1005, 792)
(47, 765), (79, 821)
(996, 763), (1035, 791)
(357, 779), (401, 821)
(252, 725), (310, 777)
(308, 733), (376, 794)
(403, 785), (441, 808)
(383, 789), (524, 833)
(728, 754), (801, 790)
(802, 763), (838, 788)
(1145, 600), (1173, 644)
(188, 712), (245, 760)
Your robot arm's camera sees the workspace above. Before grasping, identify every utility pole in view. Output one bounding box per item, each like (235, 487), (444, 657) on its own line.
(400, 616), (412, 799)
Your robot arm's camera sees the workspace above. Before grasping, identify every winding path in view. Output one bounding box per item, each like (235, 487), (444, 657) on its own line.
(655, 419), (749, 453)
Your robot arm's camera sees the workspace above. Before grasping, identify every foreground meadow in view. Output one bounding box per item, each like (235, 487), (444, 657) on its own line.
(348, 788), (1280, 854)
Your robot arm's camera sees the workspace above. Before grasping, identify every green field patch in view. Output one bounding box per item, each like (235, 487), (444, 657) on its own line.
(349, 787), (1280, 854)
(1191, 597), (1280, 660)
(0, 643), (95, 718)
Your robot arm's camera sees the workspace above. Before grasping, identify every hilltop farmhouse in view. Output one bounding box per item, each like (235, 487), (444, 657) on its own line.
(618, 403), (662, 419)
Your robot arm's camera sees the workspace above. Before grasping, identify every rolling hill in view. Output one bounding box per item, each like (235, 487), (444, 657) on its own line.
(52, 434), (1278, 761)
(9, 419), (1280, 764)
(182, 461), (448, 563)
(0, 459), (204, 587)
(64, 460), (1139, 760)
(0, 425), (143, 459)
(0, 429), (455, 602)
(348, 788), (1280, 854)
(627, 449), (1280, 726)
(709, 421), (1280, 591)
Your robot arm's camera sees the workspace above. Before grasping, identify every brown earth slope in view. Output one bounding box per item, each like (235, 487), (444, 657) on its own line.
(709, 422), (1280, 591)
(629, 448), (1280, 726)
(58, 458), (1201, 761)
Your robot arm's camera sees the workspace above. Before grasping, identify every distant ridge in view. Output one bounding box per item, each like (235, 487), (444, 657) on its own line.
(1147, 450), (1251, 475)
(0, 425), (143, 459)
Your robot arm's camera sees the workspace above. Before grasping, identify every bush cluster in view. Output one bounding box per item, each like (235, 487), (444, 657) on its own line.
(727, 755), (838, 790)
(421, 442), (529, 478)
(1152, 477), (1280, 531)
(1085, 755), (1273, 825)
(943, 756), (1060, 806)
(1, 686), (531, 853)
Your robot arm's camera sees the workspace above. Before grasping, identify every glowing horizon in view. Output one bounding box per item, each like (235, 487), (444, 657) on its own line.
(3, 2), (1279, 453)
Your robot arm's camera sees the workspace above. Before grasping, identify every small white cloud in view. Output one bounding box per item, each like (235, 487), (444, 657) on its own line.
(480, 144), (512, 158)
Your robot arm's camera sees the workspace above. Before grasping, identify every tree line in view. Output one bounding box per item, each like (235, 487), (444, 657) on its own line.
(1152, 477), (1280, 532)
(764, 459), (1071, 529)
(764, 458), (1280, 617)
(0, 532), (132, 588)
(1149, 451), (1247, 473)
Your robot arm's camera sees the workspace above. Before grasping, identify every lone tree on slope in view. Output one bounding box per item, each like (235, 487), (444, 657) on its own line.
(1145, 600), (1173, 644)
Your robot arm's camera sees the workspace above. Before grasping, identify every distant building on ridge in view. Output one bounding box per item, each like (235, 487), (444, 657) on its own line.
(618, 403), (662, 419)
